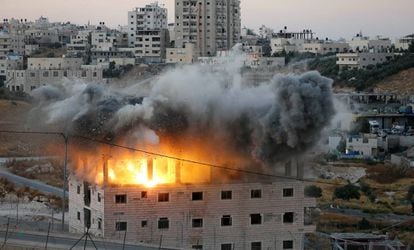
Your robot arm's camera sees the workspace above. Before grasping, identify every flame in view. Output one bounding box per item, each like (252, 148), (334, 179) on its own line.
(71, 133), (252, 188)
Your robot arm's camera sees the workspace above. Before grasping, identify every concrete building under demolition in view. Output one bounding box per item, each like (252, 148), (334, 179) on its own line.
(69, 157), (316, 250)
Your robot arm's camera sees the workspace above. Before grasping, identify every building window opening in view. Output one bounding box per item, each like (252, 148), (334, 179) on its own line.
(221, 215), (232, 226)
(283, 212), (294, 223)
(221, 190), (232, 200)
(158, 193), (169, 202)
(115, 221), (127, 231)
(158, 217), (169, 229)
(250, 214), (262, 225)
(192, 192), (203, 201)
(115, 194), (127, 204)
(192, 218), (203, 228)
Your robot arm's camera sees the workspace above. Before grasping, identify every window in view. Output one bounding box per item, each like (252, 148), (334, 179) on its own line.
(192, 245), (202, 249)
(251, 189), (261, 198)
(97, 193), (101, 202)
(283, 240), (293, 249)
(53, 71), (58, 77)
(221, 244), (232, 250)
(283, 188), (294, 197)
(158, 193), (169, 202)
(221, 215), (232, 226)
(115, 222), (127, 231)
(141, 220), (148, 227)
(158, 218), (169, 229)
(98, 218), (102, 230)
(77, 185), (81, 194)
(192, 218), (203, 228)
(250, 214), (262, 225)
(251, 242), (261, 250)
(141, 191), (148, 198)
(192, 192), (203, 201)
(77, 211), (80, 220)
(221, 190), (232, 200)
(43, 71), (49, 77)
(115, 194), (127, 204)
(283, 212), (294, 223)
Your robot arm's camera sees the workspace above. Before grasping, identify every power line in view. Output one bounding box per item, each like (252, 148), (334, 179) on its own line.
(0, 129), (412, 192)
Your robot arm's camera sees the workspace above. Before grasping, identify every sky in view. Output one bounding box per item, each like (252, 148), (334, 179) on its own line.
(1, 0), (413, 40)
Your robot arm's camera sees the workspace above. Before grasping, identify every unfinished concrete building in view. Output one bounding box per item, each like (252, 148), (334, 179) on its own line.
(69, 157), (316, 250)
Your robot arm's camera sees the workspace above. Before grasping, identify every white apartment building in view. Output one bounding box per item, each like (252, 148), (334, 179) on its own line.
(0, 32), (12, 82)
(128, 3), (168, 47)
(349, 35), (391, 53)
(0, 55), (24, 83)
(25, 44), (39, 56)
(69, 159), (316, 250)
(174, 0), (241, 57)
(336, 52), (394, 70)
(395, 34), (414, 51)
(66, 30), (91, 56)
(346, 134), (379, 157)
(5, 57), (103, 93)
(134, 29), (169, 64)
(302, 40), (349, 55)
(128, 3), (169, 63)
(271, 38), (305, 54)
(166, 42), (198, 64)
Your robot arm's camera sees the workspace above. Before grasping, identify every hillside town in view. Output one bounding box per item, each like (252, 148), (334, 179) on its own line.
(0, 0), (414, 249)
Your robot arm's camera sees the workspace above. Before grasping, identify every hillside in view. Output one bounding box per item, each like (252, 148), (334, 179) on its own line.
(0, 100), (61, 156)
(374, 67), (414, 95)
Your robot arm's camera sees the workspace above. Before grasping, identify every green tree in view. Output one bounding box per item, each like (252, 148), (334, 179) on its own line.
(304, 185), (323, 198)
(336, 139), (346, 153)
(407, 185), (414, 214)
(357, 217), (371, 229)
(408, 41), (414, 53)
(333, 183), (361, 201)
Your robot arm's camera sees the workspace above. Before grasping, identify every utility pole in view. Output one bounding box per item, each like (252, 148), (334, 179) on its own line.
(61, 133), (68, 231)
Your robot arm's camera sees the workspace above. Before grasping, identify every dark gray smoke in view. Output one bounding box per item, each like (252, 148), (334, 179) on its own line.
(31, 55), (335, 167)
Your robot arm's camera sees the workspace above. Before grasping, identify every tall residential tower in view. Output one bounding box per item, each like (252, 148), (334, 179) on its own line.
(174, 0), (241, 57)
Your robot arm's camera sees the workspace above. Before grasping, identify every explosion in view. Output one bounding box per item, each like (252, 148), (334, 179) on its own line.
(31, 51), (335, 187)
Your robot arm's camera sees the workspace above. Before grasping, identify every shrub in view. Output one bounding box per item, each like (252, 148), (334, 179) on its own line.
(357, 217), (371, 229)
(334, 183), (361, 201)
(305, 185), (323, 198)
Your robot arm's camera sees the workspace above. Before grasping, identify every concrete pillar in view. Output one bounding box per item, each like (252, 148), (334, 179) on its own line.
(175, 161), (181, 184)
(103, 157), (108, 187)
(147, 158), (153, 182)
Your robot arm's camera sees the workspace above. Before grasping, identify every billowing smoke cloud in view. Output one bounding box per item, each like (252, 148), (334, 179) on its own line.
(31, 52), (335, 168)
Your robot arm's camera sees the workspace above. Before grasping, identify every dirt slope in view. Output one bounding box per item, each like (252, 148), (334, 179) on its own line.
(374, 68), (414, 95)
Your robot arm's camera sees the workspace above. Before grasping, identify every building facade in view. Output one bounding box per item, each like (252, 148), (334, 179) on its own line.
(336, 52), (394, 70)
(128, 3), (169, 63)
(5, 57), (103, 93)
(349, 35), (392, 53)
(302, 41), (349, 55)
(69, 174), (316, 250)
(166, 42), (198, 64)
(174, 0), (241, 57)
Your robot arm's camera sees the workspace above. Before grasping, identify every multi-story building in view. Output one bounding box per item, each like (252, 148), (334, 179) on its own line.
(66, 30), (91, 57)
(174, 0), (241, 57)
(0, 32), (12, 83)
(133, 29), (169, 64)
(336, 52), (394, 70)
(128, 2), (169, 63)
(395, 34), (414, 51)
(348, 34), (392, 53)
(302, 40), (349, 55)
(5, 57), (103, 93)
(166, 42), (198, 64)
(69, 157), (316, 250)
